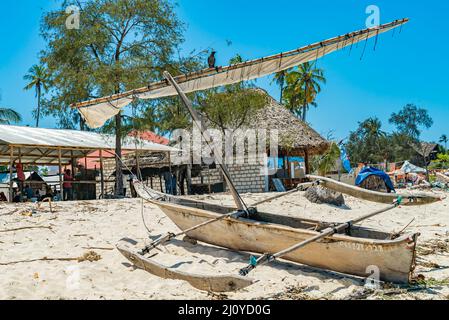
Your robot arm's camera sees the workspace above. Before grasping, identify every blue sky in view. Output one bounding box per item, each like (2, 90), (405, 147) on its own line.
(0, 0), (448, 142)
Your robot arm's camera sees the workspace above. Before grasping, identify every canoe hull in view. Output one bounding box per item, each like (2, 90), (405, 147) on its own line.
(158, 202), (418, 284)
(307, 175), (440, 206)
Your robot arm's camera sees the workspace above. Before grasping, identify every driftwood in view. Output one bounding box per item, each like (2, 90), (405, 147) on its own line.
(82, 246), (114, 251)
(0, 251), (102, 266)
(0, 257), (79, 266)
(0, 226), (53, 233)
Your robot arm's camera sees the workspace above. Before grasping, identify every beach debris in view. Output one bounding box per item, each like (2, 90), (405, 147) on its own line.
(0, 226), (53, 233)
(266, 285), (313, 300)
(305, 186), (345, 207)
(77, 251), (102, 263)
(417, 238), (449, 256)
(0, 251), (102, 266)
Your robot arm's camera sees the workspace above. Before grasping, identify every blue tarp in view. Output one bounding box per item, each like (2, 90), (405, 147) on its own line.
(339, 145), (352, 173)
(356, 167), (395, 192)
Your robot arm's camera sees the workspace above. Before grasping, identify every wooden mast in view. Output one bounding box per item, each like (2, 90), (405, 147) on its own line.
(163, 71), (247, 212)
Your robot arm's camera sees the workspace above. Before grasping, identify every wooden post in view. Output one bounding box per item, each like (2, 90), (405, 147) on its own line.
(100, 150), (105, 198)
(18, 148), (23, 196)
(186, 164), (192, 195)
(304, 149), (310, 175)
(58, 148), (63, 201)
(136, 150), (141, 180)
(9, 146), (14, 202)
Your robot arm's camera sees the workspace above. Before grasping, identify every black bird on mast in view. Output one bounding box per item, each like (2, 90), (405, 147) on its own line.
(208, 51), (217, 70)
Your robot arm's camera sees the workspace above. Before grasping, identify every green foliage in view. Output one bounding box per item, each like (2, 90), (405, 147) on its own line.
(198, 87), (267, 134)
(345, 117), (389, 164)
(429, 153), (449, 169)
(311, 142), (341, 176)
(282, 62), (326, 121)
(0, 107), (22, 124)
(193, 54), (267, 134)
(40, 0), (190, 130)
(389, 104), (433, 140)
(346, 105), (434, 165)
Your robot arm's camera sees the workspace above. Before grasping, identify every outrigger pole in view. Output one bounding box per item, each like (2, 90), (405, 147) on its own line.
(239, 197), (403, 276)
(163, 71), (250, 214)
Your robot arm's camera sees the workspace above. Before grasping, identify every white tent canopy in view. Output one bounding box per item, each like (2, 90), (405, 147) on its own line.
(398, 161), (427, 174)
(0, 125), (175, 165)
(74, 19), (409, 129)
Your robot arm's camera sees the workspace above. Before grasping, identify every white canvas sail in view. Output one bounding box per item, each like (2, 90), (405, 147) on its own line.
(75, 19), (408, 129)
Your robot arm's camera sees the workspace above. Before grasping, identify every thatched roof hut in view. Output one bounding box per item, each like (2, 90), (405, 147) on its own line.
(247, 88), (330, 156)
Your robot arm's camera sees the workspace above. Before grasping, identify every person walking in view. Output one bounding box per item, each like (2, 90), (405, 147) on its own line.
(63, 169), (74, 201)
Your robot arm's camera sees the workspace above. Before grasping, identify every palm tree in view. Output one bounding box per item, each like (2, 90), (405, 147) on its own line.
(283, 62), (326, 121)
(440, 134), (448, 150)
(272, 70), (288, 103)
(24, 65), (50, 127)
(0, 107), (22, 124)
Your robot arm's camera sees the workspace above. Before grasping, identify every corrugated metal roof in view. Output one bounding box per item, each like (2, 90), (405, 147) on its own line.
(0, 125), (173, 152)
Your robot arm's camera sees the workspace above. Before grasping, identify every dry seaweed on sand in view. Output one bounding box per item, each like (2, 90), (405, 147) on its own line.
(262, 285), (314, 300)
(77, 251), (102, 262)
(417, 238), (449, 256)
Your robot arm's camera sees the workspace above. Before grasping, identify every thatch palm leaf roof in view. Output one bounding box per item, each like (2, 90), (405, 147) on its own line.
(246, 89), (330, 155)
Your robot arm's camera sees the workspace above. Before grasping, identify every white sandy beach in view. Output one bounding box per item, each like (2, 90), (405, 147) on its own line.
(1, 190), (448, 300)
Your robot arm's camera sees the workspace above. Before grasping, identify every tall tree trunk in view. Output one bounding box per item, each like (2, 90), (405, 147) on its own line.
(36, 85), (41, 128)
(115, 112), (124, 196)
(302, 83), (308, 122)
(280, 81), (284, 103)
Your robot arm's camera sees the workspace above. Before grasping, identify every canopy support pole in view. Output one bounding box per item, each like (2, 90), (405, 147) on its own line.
(9, 146), (14, 203)
(100, 150), (105, 198)
(58, 148), (63, 201)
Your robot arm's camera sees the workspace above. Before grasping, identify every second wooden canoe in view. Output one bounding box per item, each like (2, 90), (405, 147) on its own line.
(307, 175), (441, 206)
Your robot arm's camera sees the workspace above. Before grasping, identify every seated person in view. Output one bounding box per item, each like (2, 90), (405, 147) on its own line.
(24, 185), (34, 200)
(13, 190), (22, 203)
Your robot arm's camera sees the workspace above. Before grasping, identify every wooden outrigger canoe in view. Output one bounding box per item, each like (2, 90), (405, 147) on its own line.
(119, 180), (419, 286)
(307, 175), (441, 206)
